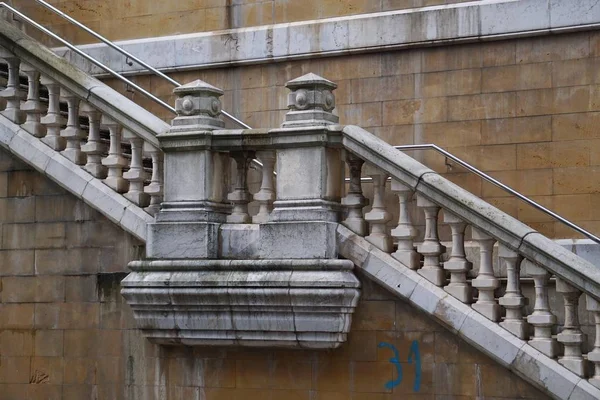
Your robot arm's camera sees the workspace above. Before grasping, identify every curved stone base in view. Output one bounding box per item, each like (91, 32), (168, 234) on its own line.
(121, 259), (360, 349)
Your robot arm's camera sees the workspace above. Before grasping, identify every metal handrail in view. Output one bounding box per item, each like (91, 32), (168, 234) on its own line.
(0, 2), (175, 113)
(391, 144), (600, 244)
(29, 0), (251, 129)
(33, 0), (181, 85)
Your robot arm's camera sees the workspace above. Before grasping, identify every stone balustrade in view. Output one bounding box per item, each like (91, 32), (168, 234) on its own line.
(0, 44), (165, 215)
(340, 124), (600, 387)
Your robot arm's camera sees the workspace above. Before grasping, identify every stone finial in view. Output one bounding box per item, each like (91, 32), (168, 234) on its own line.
(283, 73), (338, 128)
(170, 79), (224, 132)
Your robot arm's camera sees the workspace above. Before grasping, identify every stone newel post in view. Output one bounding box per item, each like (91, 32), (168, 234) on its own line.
(147, 79), (230, 259)
(260, 74), (344, 258)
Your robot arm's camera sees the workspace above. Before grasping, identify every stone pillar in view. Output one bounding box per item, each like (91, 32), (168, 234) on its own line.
(261, 73), (344, 259)
(147, 79), (230, 259)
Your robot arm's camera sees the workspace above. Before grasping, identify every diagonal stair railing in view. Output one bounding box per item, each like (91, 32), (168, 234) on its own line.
(339, 124), (600, 397)
(0, 15), (170, 240)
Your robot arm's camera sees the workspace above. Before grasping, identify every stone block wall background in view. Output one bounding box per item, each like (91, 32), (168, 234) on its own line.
(0, 147), (548, 399)
(19, 0), (473, 44)
(100, 30), (600, 240)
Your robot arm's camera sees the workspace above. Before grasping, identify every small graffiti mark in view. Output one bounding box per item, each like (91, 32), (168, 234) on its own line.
(378, 341), (402, 390)
(378, 340), (421, 392)
(408, 339), (421, 392)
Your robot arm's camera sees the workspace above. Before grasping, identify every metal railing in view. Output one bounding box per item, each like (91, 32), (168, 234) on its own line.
(0, 2), (175, 112)
(3, 2), (598, 243)
(392, 144), (600, 244)
(26, 0), (251, 129)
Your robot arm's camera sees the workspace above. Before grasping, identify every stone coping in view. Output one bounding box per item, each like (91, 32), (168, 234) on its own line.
(341, 124), (600, 301)
(55, 0), (600, 76)
(0, 21), (169, 147)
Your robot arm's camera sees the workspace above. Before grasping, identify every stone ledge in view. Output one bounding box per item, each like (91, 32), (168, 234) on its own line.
(55, 0), (600, 76)
(121, 258), (361, 349)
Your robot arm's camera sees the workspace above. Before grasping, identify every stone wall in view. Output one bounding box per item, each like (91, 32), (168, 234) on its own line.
(19, 0), (472, 44)
(0, 147), (547, 399)
(100, 29), (600, 240)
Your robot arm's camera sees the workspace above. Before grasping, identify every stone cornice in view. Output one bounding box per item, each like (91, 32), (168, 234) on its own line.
(59, 0), (600, 76)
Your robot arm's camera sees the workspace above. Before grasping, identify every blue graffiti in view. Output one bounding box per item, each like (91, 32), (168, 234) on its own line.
(408, 340), (421, 392)
(378, 340), (421, 392)
(378, 342), (402, 389)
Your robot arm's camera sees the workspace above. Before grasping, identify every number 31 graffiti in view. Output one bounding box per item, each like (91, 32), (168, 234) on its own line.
(378, 340), (421, 392)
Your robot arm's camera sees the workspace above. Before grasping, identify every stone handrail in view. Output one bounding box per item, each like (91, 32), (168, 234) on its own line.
(0, 20), (169, 217)
(341, 124), (600, 383)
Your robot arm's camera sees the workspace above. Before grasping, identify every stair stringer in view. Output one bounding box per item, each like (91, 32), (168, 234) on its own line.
(0, 113), (152, 242)
(336, 224), (600, 400)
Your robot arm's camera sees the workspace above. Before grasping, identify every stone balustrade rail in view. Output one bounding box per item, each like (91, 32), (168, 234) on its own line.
(0, 21), (169, 240)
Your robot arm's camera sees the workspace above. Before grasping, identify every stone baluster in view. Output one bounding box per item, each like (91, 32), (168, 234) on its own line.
(390, 180), (419, 269)
(525, 261), (559, 358)
(0, 50), (25, 124)
(60, 89), (86, 165)
(471, 228), (501, 321)
(442, 212), (472, 303)
(341, 153), (368, 236)
(252, 150), (276, 223)
(144, 146), (163, 216)
(586, 294), (600, 389)
(123, 134), (149, 207)
(416, 195), (446, 286)
(80, 104), (107, 178)
(101, 116), (129, 193)
(556, 280), (587, 377)
(498, 245), (528, 339)
(20, 63), (46, 137)
(364, 169), (392, 252)
(40, 76), (66, 150)
(227, 151), (254, 223)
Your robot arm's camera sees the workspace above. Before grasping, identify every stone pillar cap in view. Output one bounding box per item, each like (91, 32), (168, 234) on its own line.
(168, 79), (225, 132)
(283, 72), (338, 128)
(286, 73), (338, 90)
(173, 79), (224, 97)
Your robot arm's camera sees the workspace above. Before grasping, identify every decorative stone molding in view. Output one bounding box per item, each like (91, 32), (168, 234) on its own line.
(61, 0), (600, 77)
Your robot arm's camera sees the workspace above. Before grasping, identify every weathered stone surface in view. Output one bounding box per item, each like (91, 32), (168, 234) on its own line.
(122, 259), (360, 348)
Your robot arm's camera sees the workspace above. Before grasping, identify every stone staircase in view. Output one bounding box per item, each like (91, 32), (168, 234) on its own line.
(0, 20), (167, 241)
(2, 18), (600, 400)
